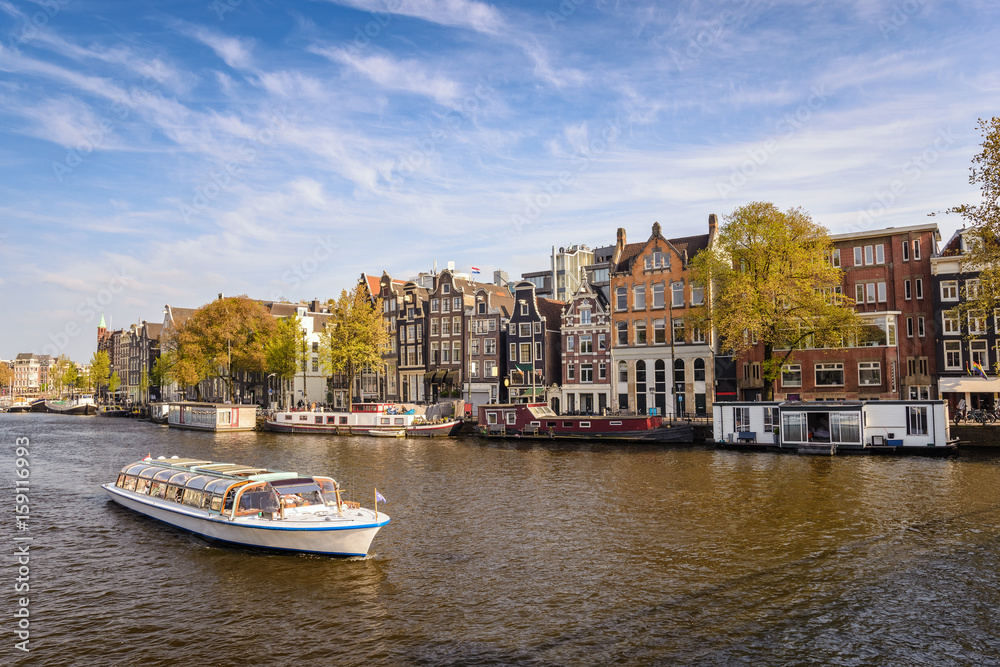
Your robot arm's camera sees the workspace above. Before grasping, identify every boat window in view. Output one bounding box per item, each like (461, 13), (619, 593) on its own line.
(168, 471), (198, 486)
(284, 415), (292, 421)
(153, 469), (176, 482)
(580, 421), (591, 428)
(183, 475), (214, 491)
(271, 478), (324, 507)
(204, 478), (234, 495)
(315, 416), (323, 424)
(123, 475), (138, 491)
(314, 478), (338, 506)
(116, 474), (127, 487)
(327, 417), (337, 424)
(530, 421), (541, 427)
(167, 485), (183, 503)
(137, 467), (160, 480)
(610, 421), (622, 426)
(126, 464), (150, 476)
(236, 484), (279, 515)
(149, 482), (167, 499)
(210, 494), (224, 512)
(299, 415), (309, 421)
(182, 489), (204, 508)
(381, 417), (390, 425)
(547, 421), (556, 427)
(395, 418), (404, 425)
(136, 478), (152, 494)
(340, 416), (348, 424)
(563, 422), (573, 427)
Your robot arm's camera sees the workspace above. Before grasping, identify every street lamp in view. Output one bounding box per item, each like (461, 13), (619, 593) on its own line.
(266, 373), (276, 410)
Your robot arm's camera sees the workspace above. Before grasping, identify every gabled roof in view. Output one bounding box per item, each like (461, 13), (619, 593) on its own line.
(613, 242), (646, 273)
(537, 297), (566, 327)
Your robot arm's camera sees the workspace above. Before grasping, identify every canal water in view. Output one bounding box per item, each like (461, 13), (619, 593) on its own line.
(3, 414), (999, 666)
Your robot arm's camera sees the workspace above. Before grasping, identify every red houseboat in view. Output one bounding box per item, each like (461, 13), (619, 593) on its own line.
(478, 403), (695, 442)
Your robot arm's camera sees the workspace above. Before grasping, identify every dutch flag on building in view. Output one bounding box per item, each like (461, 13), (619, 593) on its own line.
(471, 266), (481, 276)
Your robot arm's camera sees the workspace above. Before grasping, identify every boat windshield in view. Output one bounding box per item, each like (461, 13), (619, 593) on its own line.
(271, 478), (325, 508)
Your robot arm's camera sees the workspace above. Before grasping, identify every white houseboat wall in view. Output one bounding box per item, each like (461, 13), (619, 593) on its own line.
(167, 403), (258, 432)
(713, 400), (955, 454)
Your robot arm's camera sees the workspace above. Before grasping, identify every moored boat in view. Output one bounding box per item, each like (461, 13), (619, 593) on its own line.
(478, 403), (696, 442)
(167, 402), (257, 431)
(6, 400), (32, 413)
(103, 455), (389, 557)
(29, 398), (47, 412)
(712, 400), (958, 455)
(45, 395), (97, 415)
(266, 402), (463, 437)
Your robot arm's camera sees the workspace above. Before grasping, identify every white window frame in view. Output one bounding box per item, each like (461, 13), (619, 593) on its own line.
(858, 361), (881, 386)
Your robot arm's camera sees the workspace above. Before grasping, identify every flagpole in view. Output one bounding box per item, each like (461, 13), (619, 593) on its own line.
(374, 487), (378, 522)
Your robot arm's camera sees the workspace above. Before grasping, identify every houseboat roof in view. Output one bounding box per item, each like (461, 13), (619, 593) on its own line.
(123, 456), (299, 482)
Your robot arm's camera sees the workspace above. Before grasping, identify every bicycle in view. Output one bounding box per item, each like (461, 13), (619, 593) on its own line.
(969, 409), (995, 424)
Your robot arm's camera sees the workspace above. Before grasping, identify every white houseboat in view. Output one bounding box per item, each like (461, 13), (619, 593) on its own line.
(712, 400), (957, 455)
(103, 455), (389, 556)
(167, 402), (258, 432)
(266, 402), (463, 437)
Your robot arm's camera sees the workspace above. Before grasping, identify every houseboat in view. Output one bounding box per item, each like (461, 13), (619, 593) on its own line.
(103, 455), (388, 557)
(45, 395), (97, 415)
(167, 403), (258, 432)
(149, 402), (170, 424)
(266, 402), (463, 437)
(6, 400), (32, 413)
(712, 400), (957, 455)
(478, 403), (696, 442)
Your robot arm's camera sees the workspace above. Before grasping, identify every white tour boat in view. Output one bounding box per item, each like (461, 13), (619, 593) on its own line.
(103, 456), (389, 556)
(266, 402), (463, 437)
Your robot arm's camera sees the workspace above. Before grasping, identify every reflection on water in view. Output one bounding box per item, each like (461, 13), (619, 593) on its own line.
(2, 414), (999, 665)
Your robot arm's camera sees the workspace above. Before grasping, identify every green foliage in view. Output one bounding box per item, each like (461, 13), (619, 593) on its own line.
(321, 285), (389, 406)
(64, 363), (80, 394)
(266, 314), (306, 381)
(107, 371), (121, 397)
(944, 117), (1000, 338)
(0, 362), (12, 391)
(90, 350), (110, 397)
(690, 202), (867, 399)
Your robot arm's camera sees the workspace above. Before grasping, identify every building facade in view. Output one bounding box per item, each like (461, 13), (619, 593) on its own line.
(610, 220), (716, 417)
(396, 281), (429, 403)
(467, 286), (514, 408)
(560, 274), (612, 414)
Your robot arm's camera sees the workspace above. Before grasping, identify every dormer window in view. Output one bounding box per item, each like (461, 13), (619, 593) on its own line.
(442, 284), (450, 294)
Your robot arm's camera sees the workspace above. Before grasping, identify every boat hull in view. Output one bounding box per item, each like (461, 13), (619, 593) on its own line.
(265, 418), (464, 437)
(45, 401), (97, 416)
(103, 484), (387, 557)
(6, 405), (31, 413)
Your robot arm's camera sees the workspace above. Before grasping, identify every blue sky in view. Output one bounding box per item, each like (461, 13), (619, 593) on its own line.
(1, 0), (998, 363)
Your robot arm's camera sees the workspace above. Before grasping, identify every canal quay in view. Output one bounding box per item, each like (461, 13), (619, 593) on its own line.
(3, 413), (1000, 666)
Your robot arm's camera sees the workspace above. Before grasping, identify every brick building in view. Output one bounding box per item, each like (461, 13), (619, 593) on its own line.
(467, 285), (515, 408)
(560, 273), (612, 414)
(505, 281), (564, 405)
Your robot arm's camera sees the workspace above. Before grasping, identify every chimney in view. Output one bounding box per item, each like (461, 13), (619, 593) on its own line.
(708, 213), (718, 236)
(218, 293), (224, 300)
(616, 227), (626, 247)
(652, 221), (661, 237)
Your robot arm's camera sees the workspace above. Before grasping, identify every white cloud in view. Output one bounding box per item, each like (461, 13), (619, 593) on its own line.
(323, 0), (505, 35)
(312, 46), (461, 107)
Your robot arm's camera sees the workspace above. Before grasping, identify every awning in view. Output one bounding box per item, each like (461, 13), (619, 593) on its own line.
(423, 371), (440, 382)
(519, 387), (545, 396)
(939, 377), (1000, 393)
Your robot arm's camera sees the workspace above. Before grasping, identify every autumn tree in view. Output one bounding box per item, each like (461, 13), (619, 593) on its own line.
(150, 354), (173, 398)
(943, 117), (1000, 370)
(265, 314), (307, 409)
(90, 351), (110, 403)
(51, 355), (72, 396)
(690, 202), (868, 400)
(64, 363), (80, 397)
(164, 295), (278, 402)
(108, 371), (122, 402)
(321, 285), (389, 406)
(0, 362), (13, 396)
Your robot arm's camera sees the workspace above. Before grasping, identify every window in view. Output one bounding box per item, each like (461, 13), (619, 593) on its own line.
(691, 284), (705, 306)
(470, 360), (479, 377)
(442, 298), (450, 313)
(485, 360), (496, 377)
(535, 341), (542, 360)
(672, 318), (685, 343)
(567, 335), (575, 352)
(635, 321), (647, 344)
(694, 358), (705, 381)
(485, 338), (496, 354)
(909, 385), (930, 400)
(653, 319), (666, 344)
(519, 322), (530, 337)
(430, 342), (439, 364)
(618, 361), (628, 383)
(430, 318), (439, 336)
(520, 343), (532, 362)
(944, 341), (962, 369)
(615, 287), (627, 311)
(453, 297), (462, 310)
(915, 278), (923, 299)
(470, 339), (479, 355)
(782, 412), (807, 442)
(599, 362), (607, 381)
(520, 302), (528, 315)
(652, 283), (665, 308)
(431, 298), (439, 312)
(858, 361), (881, 386)
(441, 319), (451, 336)
(971, 340), (988, 368)
(616, 321), (628, 345)
(866, 282), (876, 304)
(943, 311), (959, 335)
(453, 316), (461, 334)
(877, 282), (886, 303)
(580, 308), (592, 324)
(853, 247), (863, 266)
(510, 342), (516, 361)
(441, 345), (451, 363)
(856, 284), (864, 303)
(969, 312), (986, 334)
(966, 279), (981, 300)
(567, 364), (575, 381)
(478, 300), (486, 314)
(917, 317), (925, 337)
(815, 363), (844, 386)
(598, 334), (606, 350)
(734, 407), (750, 432)
(633, 285), (646, 310)
(534, 322), (541, 334)
(442, 284), (450, 294)
(904, 280), (911, 300)
(671, 282), (684, 307)
(453, 340), (461, 361)
(902, 241), (909, 261)
(580, 335), (593, 353)
(874, 244), (884, 264)
(864, 245), (874, 265)
(506, 411), (516, 425)
(907, 406), (928, 435)
(581, 364), (593, 383)
(906, 317), (914, 338)
(941, 280), (958, 301)
(828, 249), (841, 267)
(914, 239), (921, 260)
(782, 364), (802, 387)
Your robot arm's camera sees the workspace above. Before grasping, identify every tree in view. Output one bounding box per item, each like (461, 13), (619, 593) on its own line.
(51, 355), (72, 396)
(943, 117), (1000, 369)
(64, 363), (80, 397)
(0, 362), (12, 396)
(265, 314), (306, 409)
(139, 370), (150, 404)
(164, 295), (278, 402)
(690, 202), (869, 400)
(90, 351), (110, 402)
(107, 371), (122, 402)
(321, 285), (389, 407)
(151, 354), (173, 399)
